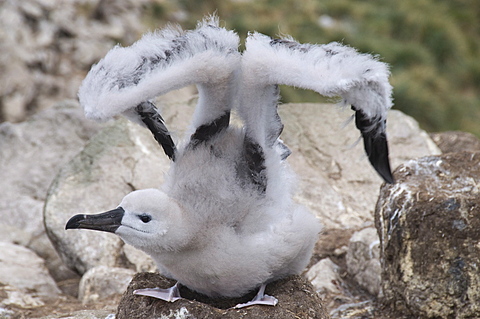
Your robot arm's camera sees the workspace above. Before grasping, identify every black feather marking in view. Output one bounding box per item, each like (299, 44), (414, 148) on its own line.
(352, 105), (394, 184)
(189, 112), (230, 148)
(270, 38), (312, 53)
(275, 141), (292, 160)
(135, 101), (176, 161)
(243, 137), (267, 193)
(115, 36), (188, 90)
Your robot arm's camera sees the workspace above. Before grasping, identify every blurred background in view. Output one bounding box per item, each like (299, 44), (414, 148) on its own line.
(1, 0), (479, 136)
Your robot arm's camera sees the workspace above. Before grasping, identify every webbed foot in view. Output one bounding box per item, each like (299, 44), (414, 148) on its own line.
(234, 284), (278, 309)
(134, 282), (182, 302)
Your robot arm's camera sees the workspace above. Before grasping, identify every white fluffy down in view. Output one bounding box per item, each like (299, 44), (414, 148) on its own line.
(116, 129), (321, 298)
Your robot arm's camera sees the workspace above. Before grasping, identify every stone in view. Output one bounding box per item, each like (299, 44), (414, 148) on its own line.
(280, 104), (440, 229)
(306, 258), (342, 296)
(376, 152), (480, 318)
(345, 227), (381, 296)
(79, 266), (135, 305)
(44, 118), (169, 275)
(430, 131), (480, 154)
(0, 100), (100, 236)
(123, 244), (157, 273)
(116, 273), (329, 319)
(0, 242), (60, 297)
(0, 100), (100, 281)
(0, 0), (151, 122)
(0, 285), (46, 309)
(36, 310), (115, 319)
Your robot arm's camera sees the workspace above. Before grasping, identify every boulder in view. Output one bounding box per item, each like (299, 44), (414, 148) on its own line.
(79, 266), (135, 305)
(0, 242), (60, 298)
(116, 273), (329, 319)
(0, 0), (151, 122)
(0, 100), (100, 282)
(0, 100), (99, 238)
(306, 258), (342, 296)
(430, 131), (480, 154)
(345, 227), (381, 296)
(376, 152), (480, 318)
(281, 104), (440, 230)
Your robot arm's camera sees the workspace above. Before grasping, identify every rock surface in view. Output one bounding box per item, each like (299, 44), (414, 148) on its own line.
(116, 273), (329, 319)
(430, 131), (480, 154)
(281, 105), (440, 229)
(0, 242), (60, 311)
(79, 266), (136, 305)
(0, 100), (100, 283)
(346, 227), (381, 296)
(376, 152), (480, 318)
(306, 258), (342, 297)
(0, 0), (150, 122)
(36, 310), (115, 319)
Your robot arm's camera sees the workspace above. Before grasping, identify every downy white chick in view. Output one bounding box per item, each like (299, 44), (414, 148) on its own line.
(66, 15), (394, 308)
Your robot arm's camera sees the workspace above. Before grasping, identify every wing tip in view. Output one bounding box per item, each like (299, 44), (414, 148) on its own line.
(364, 133), (395, 184)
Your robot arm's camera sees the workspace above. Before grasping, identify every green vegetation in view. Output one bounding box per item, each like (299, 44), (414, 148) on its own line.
(145, 0), (480, 136)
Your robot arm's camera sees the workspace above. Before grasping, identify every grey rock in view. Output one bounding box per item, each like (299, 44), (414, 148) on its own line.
(0, 285), (47, 309)
(0, 100), (100, 282)
(280, 104), (440, 229)
(306, 258), (342, 296)
(376, 152), (480, 318)
(0, 242), (60, 298)
(430, 131), (480, 154)
(116, 273), (329, 319)
(346, 227), (381, 296)
(35, 310), (115, 319)
(79, 266), (135, 304)
(0, 0), (150, 122)
(122, 244), (157, 273)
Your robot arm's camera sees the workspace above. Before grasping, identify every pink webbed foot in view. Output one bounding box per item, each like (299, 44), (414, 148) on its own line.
(134, 282), (182, 302)
(233, 284), (278, 309)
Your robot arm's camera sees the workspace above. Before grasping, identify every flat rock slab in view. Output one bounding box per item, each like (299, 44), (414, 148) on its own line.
(0, 242), (60, 298)
(376, 152), (480, 318)
(116, 273), (329, 319)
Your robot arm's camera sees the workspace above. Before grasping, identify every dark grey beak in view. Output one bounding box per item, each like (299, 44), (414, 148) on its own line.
(65, 207), (125, 233)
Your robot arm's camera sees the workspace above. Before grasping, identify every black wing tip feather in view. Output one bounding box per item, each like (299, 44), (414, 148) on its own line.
(353, 105), (395, 184)
(136, 101), (176, 161)
(363, 134), (395, 184)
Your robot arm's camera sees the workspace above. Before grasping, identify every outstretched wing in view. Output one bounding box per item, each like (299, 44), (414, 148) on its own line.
(78, 16), (240, 159)
(240, 33), (394, 183)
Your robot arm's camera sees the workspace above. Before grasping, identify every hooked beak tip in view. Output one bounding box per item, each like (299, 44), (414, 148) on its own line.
(65, 207), (125, 233)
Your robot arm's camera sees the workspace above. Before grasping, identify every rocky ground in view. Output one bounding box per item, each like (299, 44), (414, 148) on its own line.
(2, 94), (461, 319)
(2, 1), (480, 318)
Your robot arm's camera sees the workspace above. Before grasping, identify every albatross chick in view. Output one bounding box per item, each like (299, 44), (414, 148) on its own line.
(66, 16), (394, 308)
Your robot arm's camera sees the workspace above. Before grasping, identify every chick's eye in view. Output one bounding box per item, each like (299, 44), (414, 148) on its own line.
(138, 214), (152, 223)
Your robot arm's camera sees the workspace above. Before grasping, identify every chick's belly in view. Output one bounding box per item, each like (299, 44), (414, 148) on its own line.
(159, 249), (268, 298)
